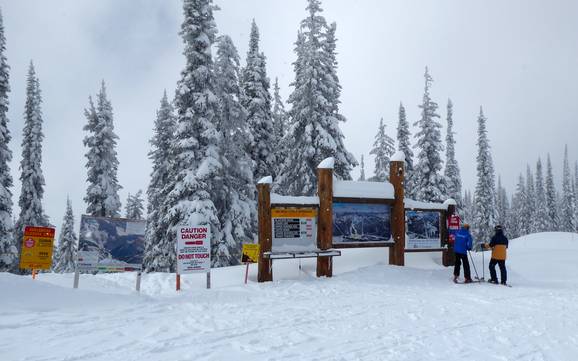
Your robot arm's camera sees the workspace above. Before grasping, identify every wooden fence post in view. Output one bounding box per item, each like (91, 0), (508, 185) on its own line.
(257, 177), (273, 283)
(317, 158), (334, 277)
(442, 203), (456, 267)
(389, 154), (406, 266)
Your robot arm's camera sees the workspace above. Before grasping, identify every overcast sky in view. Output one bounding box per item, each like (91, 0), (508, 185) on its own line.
(2, 0), (578, 229)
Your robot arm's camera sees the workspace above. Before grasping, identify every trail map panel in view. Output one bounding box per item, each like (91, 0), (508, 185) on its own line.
(271, 208), (318, 252)
(19, 226), (56, 270)
(78, 215), (145, 272)
(406, 211), (441, 249)
(332, 202), (391, 245)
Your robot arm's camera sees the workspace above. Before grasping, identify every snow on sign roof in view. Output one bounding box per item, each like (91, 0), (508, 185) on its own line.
(404, 198), (449, 211)
(333, 180), (394, 199)
(270, 193), (319, 205)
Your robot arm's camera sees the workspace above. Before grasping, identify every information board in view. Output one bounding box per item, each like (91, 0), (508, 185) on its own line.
(177, 226), (211, 274)
(271, 208), (318, 252)
(76, 250), (99, 271)
(242, 244), (260, 263)
(447, 214), (461, 245)
(19, 226), (55, 270)
(332, 202), (391, 245)
(406, 211), (441, 249)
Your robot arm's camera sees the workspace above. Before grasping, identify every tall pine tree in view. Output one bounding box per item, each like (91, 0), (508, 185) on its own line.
(545, 154), (559, 231)
(53, 197), (77, 273)
(369, 118), (395, 182)
(0, 8), (15, 271)
(413, 67), (445, 202)
(143, 91), (176, 272)
(534, 158), (549, 232)
(83, 81), (122, 217)
(397, 102), (414, 196)
(272, 77), (288, 144)
(358, 154), (366, 181)
(444, 99), (462, 206)
(472, 107), (496, 244)
(560, 145), (576, 232)
(495, 176), (509, 228)
(125, 190), (144, 220)
(241, 20), (276, 181)
(14, 62), (50, 270)
(276, 0), (356, 195)
(162, 0), (221, 270)
(524, 165), (536, 233)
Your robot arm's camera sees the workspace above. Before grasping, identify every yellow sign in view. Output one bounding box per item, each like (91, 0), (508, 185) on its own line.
(242, 244), (260, 263)
(19, 226), (56, 270)
(271, 208), (317, 218)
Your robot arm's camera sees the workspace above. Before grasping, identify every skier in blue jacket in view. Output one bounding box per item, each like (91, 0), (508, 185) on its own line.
(453, 224), (473, 283)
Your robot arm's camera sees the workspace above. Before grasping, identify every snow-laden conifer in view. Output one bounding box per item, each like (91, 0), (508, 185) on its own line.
(125, 190), (144, 220)
(524, 165), (537, 233)
(534, 158), (549, 232)
(162, 0), (221, 271)
(213, 35), (256, 266)
(83, 81), (122, 217)
(53, 197), (77, 273)
(369, 118), (395, 182)
(472, 107), (496, 244)
(276, 0), (356, 195)
(0, 9), (15, 271)
(358, 154), (365, 181)
(545, 154), (559, 231)
(413, 67), (445, 202)
(575, 161), (578, 232)
(560, 145), (576, 232)
(508, 174), (526, 238)
(462, 189), (473, 224)
(396, 102), (414, 196)
(241, 20), (276, 180)
(444, 99), (462, 206)
(496, 176), (509, 228)
(143, 92), (176, 272)
(14, 63), (50, 269)
(272, 77), (288, 144)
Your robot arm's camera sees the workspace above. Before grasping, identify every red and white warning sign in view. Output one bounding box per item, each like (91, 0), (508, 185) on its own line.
(177, 226), (211, 274)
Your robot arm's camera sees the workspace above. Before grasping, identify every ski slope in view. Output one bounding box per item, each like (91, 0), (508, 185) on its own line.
(1, 232), (577, 361)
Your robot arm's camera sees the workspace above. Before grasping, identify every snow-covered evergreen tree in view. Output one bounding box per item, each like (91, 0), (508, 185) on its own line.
(534, 158), (549, 232)
(545, 154), (559, 231)
(496, 176), (509, 228)
(241, 20), (276, 180)
(369, 118), (395, 182)
(524, 165), (536, 233)
(396, 102), (414, 196)
(560, 145), (576, 232)
(272, 77), (288, 144)
(413, 67), (445, 202)
(462, 189), (473, 224)
(0, 9), (15, 271)
(83, 81), (122, 217)
(14, 62), (50, 269)
(575, 161), (578, 232)
(358, 154), (365, 181)
(472, 107), (496, 244)
(125, 190), (144, 220)
(508, 175), (526, 239)
(162, 0), (221, 271)
(143, 91), (176, 272)
(213, 34), (256, 266)
(276, 0), (357, 195)
(444, 99), (462, 206)
(53, 197), (77, 273)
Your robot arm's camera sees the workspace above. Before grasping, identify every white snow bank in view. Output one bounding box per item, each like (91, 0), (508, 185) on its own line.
(317, 157), (334, 169)
(333, 180), (394, 199)
(257, 175), (273, 184)
(270, 193), (319, 205)
(404, 198), (449, 210)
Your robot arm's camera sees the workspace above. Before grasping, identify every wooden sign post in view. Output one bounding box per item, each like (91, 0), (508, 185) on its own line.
(442, 202), (457, 267)
(317, 160), (334, 278)
(257, 177), (273, 283)
(389, 157), (406, 266)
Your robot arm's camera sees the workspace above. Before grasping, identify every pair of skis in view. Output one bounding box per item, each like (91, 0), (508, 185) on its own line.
(453, 277), (512, 287)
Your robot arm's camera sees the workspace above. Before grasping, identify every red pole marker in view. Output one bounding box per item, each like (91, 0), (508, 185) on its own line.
(176, 273), (181, 291)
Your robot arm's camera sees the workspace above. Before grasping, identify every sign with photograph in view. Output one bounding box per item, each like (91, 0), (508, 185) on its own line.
(332, 202), (391, 245)
(242, 243), (260, 263)
(19, 226), (56, 270)
(78, 215), (145, 272)
(406, 211), (441, 249)
(76, 250), (99, 271)
(271, 208), (318, 252)
(177, 226), (211, 274)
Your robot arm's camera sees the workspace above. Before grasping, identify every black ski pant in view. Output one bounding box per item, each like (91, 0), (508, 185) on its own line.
(453, 252), (471, 280)
(489, 258), (507, 284)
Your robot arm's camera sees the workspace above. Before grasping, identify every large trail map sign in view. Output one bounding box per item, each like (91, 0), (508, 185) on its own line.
(271, 208), (318, 252)
(78, 215), (145, 272)
(406, 211), (441, 249)
(332, 202), (391, 245)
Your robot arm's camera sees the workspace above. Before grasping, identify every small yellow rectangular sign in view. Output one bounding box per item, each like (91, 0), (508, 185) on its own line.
(19, 226), (56, 270)
(271, 208), (317, 218)
(242, 244), (260, 263)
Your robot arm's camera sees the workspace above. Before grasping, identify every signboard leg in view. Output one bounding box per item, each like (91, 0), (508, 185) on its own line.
(136, 271), (142, 292)
(73, 269), (80, 289)
(244, 263), (249, 284)
(176, 273), (181, 291)
(32, 269), (37, 280)
(206, 271), (211, 289)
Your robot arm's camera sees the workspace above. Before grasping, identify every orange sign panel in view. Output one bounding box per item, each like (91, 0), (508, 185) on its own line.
(19, 226), (56, 270)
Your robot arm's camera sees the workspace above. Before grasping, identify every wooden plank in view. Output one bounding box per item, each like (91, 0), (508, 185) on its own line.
(442, 205), (456, 267)
(316, 167), (333, 277)
(389, 160), (406, 266)
(405, 248), (446, 253)
(333, 242), (395, 249)
(257, 183), (273, 282)
(333, 197), (395, 205)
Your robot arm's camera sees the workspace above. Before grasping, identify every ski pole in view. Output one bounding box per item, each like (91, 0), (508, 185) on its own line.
(468, 250), (480, 280)
(481, 244), (485, 280)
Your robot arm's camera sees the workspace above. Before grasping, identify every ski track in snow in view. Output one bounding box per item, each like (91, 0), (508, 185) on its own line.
(1, 232), (578, 361)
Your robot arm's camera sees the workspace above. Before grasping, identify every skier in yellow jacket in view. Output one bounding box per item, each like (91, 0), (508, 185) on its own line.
(483, 225), (508, 285)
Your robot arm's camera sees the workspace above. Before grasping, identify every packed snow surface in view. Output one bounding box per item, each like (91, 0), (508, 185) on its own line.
(334, 180), (394, 199)
(2, 232), (578, 360)
(405, 198), (449, 210)
(270, 193), (319, 205)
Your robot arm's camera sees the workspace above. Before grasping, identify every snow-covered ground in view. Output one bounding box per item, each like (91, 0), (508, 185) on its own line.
(2, 232), (578, 361)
